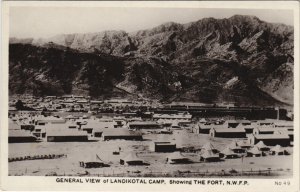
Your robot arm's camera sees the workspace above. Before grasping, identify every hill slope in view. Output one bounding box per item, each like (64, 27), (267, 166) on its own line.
(9, 15), (294, 105)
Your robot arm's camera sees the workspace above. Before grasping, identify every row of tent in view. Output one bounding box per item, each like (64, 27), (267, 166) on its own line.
(199, 141), (291, 162)
(79, 140), (292, 168)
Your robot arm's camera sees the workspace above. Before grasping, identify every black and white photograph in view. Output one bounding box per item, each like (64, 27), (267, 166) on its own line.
(1, 1), (299, 191)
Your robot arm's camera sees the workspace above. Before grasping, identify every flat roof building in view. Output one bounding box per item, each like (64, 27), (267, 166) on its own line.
(210, 128), (246, 138)
(248, 134), (290, 147)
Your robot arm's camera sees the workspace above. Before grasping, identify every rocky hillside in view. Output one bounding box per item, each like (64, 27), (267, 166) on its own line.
(9, 15), (294, 105)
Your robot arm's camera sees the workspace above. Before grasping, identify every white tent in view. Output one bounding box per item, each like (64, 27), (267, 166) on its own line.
(201, 142), (218, 153)
(120, 153), (144, 165)
(270, 145), (287, 155)
(167, 152), (191, 164)
(255, 141), (270, 151)
(200, 150), (220, 162)
(247, 146), (262, 157)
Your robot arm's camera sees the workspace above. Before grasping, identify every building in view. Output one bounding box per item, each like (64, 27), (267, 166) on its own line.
(201, 142), (219, 153)
(9, 121), (21, 130)
(128, 121), (161, 130)
(224, 120), (251, 128)
(227, 141), (246, 153)
(200, 150), (221, 162)
(34, 116), (66, 125)
(81, 120), (115, 135)
(269, 145), (289, 155)
(237, 140), (252, 149)
(196, 123), (213, 134)
(219, 147), (240, 159)
(209, 128), (246, 138)
(167, 152), (191, 164)
(246, 147), (262, 157)
(151, 142), (176, 152)
(120, 153), (145, 165)
(274, 129), (294, 142)
(248, 134), (290, 147)
(47, 130), (88, 142)
(32, 125), (46, 139)
(79, 154), (105, 168)
(153, 113), (192, 124)
(253, 126), (275, 135)
(254, 141), (270, 151)
(9, 130), (38, 143)
(102, 129), (143, 141)
(274, 121), (293, 129)
(236, 123), (258, 134)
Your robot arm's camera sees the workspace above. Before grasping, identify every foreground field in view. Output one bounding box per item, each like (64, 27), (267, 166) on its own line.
(9, 129), (293, 177)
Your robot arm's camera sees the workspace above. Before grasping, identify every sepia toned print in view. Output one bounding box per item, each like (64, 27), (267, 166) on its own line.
(1, 1), (299, 191)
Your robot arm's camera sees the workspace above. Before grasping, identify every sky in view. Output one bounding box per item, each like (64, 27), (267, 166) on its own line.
(9, 7), (294, 39)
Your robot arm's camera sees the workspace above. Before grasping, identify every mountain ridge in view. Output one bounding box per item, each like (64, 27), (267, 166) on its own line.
(9, 15), (294, 106)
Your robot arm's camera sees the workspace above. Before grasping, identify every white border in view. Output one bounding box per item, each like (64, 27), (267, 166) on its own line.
(1, 1), (299, 191)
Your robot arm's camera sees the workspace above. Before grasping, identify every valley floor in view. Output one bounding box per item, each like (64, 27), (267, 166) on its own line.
(9, 129), (293, 178)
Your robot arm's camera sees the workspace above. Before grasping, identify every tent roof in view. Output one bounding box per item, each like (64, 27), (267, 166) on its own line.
(255, 141), (269, 148)
(82, 154), (104, 162)
(220, 147), (235, 155)
(228, 141), (241, 149)
(248, 146), (261, 154)
(237, 140), (251, 147)
(201, 150), (219, 159)
(168, 152), (189, 160)
(9, 130), (34, 137)
(254, 134), (289, 140)
(122, 153), (143, 162)
(213, 128), (245, 133)
(199, 118), (207, 123)
(201, 142), (216, 151)
(270, 145), (285, 152)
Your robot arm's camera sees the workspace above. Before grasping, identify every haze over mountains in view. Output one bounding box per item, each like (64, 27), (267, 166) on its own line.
(9, 15), (294, 106)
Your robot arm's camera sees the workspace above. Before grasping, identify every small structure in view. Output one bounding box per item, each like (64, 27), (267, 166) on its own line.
(248, 134), (290, 146)
(81, 121), (115, 136)
(200, 150), (220, 162)
(47, 130), (88, 142)
(210, 128), (246, 138)
(32, 125), (46, 138)
(102, 129), (143, 141)
(219, 147), (239, 159)
(151, 142), (176, 152)
(197, 123), (213, 134)
(9, 121), (21, 130)
(128, 121), (161, 130)
(153, 113), (192, 123)
(236, 122), (258, 133)
(35, 116), (66, 125)
(254, 141), (270, 152)
(79, 154), (105, 168)
(237, 140), (252, 149)
(247, 146), (262, 157)
(9, 130), (38, 143)
(270, 145), (289, 155)
(201, 142), (219, 153)
(170, 121), (181, 129)
(224, 120), (250, 128)
(159, 128), (173, 134)
(253, 126), (275, 135)
(20, 124), (35, 131)
(227, 141), (246, 153)
(120, 153), (145, 165)
(273, 121), (293, 128)
(167, 152), (191, 164)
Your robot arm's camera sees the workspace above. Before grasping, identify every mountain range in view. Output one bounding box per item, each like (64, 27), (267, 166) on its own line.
(9, 15), (294, 106)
